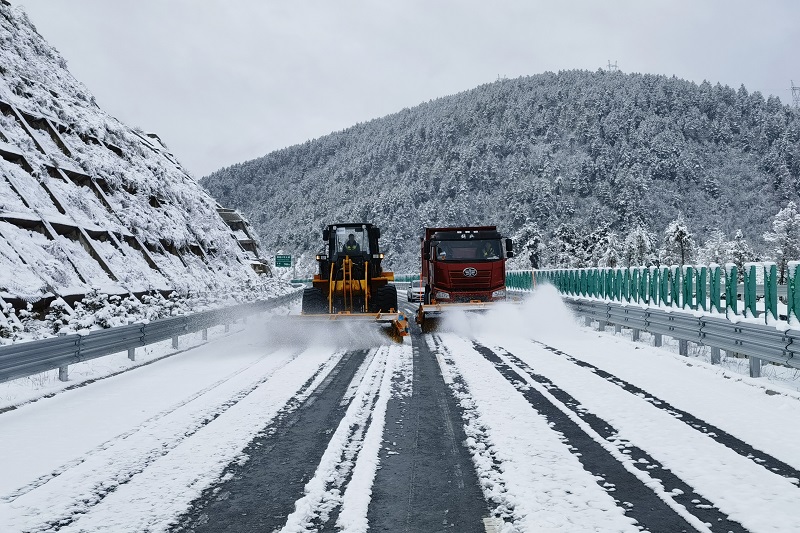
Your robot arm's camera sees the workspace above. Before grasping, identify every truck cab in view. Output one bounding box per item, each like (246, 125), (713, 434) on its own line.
(421, 226), (513, 304)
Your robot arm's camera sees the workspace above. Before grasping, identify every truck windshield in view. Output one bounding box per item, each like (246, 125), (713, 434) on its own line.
(433, 239), (502, 262)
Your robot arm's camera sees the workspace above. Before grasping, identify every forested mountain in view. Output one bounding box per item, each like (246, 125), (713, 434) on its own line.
(202, 70), (800, 273)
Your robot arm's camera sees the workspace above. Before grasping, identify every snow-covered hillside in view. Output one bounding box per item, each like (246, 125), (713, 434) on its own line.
(0, 2), (283, 340)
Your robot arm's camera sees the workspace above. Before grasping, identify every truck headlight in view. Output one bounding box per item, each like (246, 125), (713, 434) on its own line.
(492, 289), (506, 299)
(435, 291), (450, 300)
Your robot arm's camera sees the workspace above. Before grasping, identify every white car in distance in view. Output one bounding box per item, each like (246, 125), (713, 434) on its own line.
(407, 279), (425, 302)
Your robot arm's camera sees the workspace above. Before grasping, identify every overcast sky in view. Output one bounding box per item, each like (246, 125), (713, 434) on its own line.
(14, 0), (800, 178)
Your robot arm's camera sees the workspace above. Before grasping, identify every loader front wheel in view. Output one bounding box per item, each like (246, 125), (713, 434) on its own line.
(302, 287), (327, 314)
(372, 285), (398, 313)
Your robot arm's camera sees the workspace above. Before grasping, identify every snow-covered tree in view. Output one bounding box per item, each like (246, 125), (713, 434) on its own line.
(596, 231), (621, 268)
(623, 226), (657, 267)
(659, 215), (694, 266)
(730, 229), (755, 282)
(551, 223), (587, 268)
(763, 201), (800, 283)
(508, 220), (544, 269)
(696, 229), (731, 265)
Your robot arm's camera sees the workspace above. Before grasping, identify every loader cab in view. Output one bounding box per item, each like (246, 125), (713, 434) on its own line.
(318, 223), (384, 278)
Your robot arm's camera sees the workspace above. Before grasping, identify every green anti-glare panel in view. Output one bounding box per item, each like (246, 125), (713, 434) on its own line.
(763, 263), (777, 322)
(743, 264), (758, 318)
(697, 267), (707, 312)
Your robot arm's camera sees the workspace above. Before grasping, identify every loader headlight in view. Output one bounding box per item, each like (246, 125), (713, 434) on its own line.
(492, 289), (506, 299)
(435, 291), (450, 299)
(372, 253), (384, 259)
(316, 254), (327, 261)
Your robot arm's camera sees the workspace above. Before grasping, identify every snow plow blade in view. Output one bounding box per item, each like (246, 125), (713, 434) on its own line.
(415, 299), (523, 333)
(297, 310), (410, 342)
(415, 301), (493, 333)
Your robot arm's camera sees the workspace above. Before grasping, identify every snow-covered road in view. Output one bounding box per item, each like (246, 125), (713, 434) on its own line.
(1, 286), (799, 532)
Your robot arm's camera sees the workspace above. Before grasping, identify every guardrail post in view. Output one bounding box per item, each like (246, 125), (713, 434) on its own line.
(654, 333), (662, 347)
(632, 328), (640, 341)
(126, 319), (136, 361)
(679, 339), (688, 356)
(711, 347), (721, 364)
(585, 316), (592, 326)
(749, 356), (762, 378)
(172, 335), (179, 349)
(55, 331), (69, 381)
(225, 323), (230, 332)
(202, 328), (208, 340)
(614, 323), (622, 334)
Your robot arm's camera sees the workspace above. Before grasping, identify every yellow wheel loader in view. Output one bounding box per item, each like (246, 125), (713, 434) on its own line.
(301, 223), (408, 340)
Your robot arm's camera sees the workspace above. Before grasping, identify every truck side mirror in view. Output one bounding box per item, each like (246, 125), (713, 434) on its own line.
(374, 227), (381, 239)
(506, 251), (514, 258)
(505, 238), (513, 252)
(323, 229), (330, 241)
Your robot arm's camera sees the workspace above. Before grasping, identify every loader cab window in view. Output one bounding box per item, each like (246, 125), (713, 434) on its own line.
(336, 227), (368, 256)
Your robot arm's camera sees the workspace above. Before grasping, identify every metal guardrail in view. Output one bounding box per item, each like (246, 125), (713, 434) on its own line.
(0, 290), (302, 383)
(565, 297), (799, 378)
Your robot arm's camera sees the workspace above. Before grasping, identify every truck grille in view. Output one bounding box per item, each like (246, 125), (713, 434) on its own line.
(449, 269), (493, 289)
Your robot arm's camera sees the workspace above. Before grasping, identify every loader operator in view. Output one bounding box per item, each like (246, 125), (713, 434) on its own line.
(343, 233), (361, 253)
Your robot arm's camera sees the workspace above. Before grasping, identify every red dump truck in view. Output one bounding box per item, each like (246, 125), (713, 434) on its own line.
(415, 226), (513, 331)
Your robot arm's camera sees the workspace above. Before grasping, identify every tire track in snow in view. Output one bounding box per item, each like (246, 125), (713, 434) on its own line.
(278, 346), (394, 533)
(529, 339), (800, 484)
(171, 347), (393, 533)
(0, 344), (294, 505)
(1, 347), (324, 533)
(426, 335), (516, 527)
(472, 341), (744, 533)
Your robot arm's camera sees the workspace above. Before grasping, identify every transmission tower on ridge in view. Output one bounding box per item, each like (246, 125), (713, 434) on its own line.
(792, 80), (800, 108)
(607, 60), (619, 72)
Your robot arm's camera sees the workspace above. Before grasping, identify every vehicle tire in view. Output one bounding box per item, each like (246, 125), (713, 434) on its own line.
(372, 285), (398, 313)
(301, 287), (327, 314)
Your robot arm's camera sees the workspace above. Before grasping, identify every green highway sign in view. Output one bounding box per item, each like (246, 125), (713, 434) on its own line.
(275, 255), (292, 268)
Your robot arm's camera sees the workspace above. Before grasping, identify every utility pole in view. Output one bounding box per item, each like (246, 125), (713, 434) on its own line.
(792, 80), (800, 109)
(607, 60), (619, 72)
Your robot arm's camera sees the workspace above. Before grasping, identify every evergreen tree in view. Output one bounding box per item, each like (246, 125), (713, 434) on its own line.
(623, 225), (656, 267)
(763, 201), (800, 283)
(509, 221), (544, 269)
(660, 215), (694, 266)
(551, 223), (586, 268)
(730, 229), (754, 282)
(697, 229), (731, 265)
